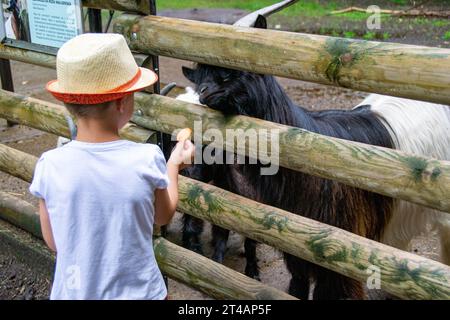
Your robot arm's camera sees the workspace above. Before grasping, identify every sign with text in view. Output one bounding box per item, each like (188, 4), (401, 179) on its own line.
(27, 0), (83, 47)
(1, 0), (83, 48)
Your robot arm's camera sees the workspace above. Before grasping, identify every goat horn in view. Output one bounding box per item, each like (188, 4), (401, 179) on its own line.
(233, 0), (299, 27)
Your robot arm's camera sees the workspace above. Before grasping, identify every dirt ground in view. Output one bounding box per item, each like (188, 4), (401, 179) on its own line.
(160, 3), (450, 48)
(0, 8), (446, 300)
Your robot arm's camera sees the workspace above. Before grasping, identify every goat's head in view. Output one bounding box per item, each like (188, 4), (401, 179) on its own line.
(182, 63), (268, 116)
(181, 1), (298, 117)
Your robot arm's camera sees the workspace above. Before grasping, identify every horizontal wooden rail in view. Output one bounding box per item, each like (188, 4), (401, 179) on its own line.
(0, 190), (294, 300)
(0, 44), (150, 70)
(133, 93), (450, 214)
(1, 140), (450, 299)
(1, 89), (449, 214)
(0, 191), (41, 238)
(0, 44), (56, 69)
(5, 15), (450, 106)
(153, 237), (296, 300)
(0, 89), (153, 143)
(113, 14), (450, 105)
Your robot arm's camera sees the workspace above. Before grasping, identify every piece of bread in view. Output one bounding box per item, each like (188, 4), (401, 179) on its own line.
(176, 128), (192, 141)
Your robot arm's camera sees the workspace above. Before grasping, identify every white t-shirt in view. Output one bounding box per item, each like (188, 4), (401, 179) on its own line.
(29, 140), (169, 300)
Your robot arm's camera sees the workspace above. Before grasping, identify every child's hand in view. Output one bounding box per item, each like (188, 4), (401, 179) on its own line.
(168, 139), (195, 170)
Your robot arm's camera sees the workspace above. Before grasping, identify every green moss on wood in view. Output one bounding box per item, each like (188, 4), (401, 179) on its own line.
(368, 250), (382, 266)
(185, 183), (204, 210)
(261, 212), (288, 233)
(324, 38), (363, 85)
(307, 231), (348, 263)
(284, 127), (307, 142)
(153, 237), (169, 261)
(404, 156), (428, 182)
(431, 167), (442, 181)
(183, 183), (224, 217)
(202, 190), (224, 214)
(389, 257), (449, 299)
(351, 243), (367, 271)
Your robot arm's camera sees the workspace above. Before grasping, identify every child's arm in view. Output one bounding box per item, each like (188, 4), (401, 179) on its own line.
(39, 199), (57, 252)
(154, 140), (195, 226)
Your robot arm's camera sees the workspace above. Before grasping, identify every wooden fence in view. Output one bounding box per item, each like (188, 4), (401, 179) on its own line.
(1, 91), (450, 299)
(112, 14), (450, 105)
(0, 190), (293, 300)
(0, 0), (449, 300)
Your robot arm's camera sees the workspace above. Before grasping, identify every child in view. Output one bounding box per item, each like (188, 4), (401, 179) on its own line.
(29, 33), (195, 299)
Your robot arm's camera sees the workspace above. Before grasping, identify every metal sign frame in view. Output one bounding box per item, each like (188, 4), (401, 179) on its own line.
(147, 0), (164, 153)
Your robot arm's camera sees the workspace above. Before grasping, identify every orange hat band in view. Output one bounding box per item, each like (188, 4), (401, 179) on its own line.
(105, 69), (142, 93)
(46, 67), (158, 105)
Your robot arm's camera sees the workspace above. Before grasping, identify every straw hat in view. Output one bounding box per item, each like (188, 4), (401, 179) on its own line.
(46, 33), (158, 104)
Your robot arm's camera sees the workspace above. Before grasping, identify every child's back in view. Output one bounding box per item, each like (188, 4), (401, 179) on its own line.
(32, 33), (194, 300)
(31, 140), (169, 299)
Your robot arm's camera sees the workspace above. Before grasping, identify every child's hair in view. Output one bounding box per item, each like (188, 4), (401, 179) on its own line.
(64, 101), (114, 118)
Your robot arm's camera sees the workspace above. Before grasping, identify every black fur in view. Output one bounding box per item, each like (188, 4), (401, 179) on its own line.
(179, 16), (395, 299)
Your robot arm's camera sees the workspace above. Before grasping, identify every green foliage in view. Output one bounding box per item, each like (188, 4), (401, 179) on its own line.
(331, 30), (340, 37)
(156, 0), (339, 17)
(343, 31), (356, 38)
(414, 17), (429, 25)
(433, 20), (450, 28)
(363, 31), (376, 40)
(382, 32), (391, 40)
(339, 12), (390, 22)
(390, 0), (407, 4)
(339, 12), (371, 21)
(444, 31), (450, 41)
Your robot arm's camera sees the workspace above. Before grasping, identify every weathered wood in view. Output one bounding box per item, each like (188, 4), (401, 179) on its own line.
(153, 237), (296, 300)
(134, 93), (450, 214)
(0, 89), (155, 143)
(0, 45), (148, 71)
(0, 143), (36, 183)
(0, 192), (41, 238)
(177, 176), (450, 300)
(1, 90), (449, 214)
(0, 189), (295, 300)
(1, 89), (449, 213)
(82, 0), (150, 15)
(0, 44), (56, 69)
(113, 14), (450, 105)
(1, 143), (450, 299)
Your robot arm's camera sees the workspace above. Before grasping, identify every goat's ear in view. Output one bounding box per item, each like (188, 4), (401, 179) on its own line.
(254, 15), (267, 29)
(182, 66), (196, 83)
